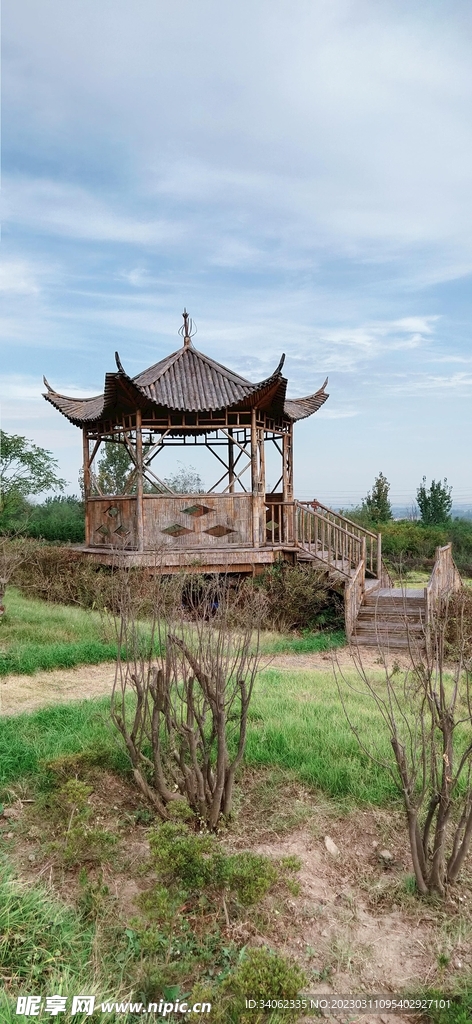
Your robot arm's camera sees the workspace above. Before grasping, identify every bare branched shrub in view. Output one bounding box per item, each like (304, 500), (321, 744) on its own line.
(0, 537), (31, 611)
(111, 573), (266, 829)
(334, 598), (472, 895)
(253, 563), (342, 632)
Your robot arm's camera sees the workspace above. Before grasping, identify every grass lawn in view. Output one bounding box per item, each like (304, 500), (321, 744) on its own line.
(0, 666), (397, 806)
(0, 587), (345, 675)
(0, 588), (119, 675)
(1, 645), (472, 1020)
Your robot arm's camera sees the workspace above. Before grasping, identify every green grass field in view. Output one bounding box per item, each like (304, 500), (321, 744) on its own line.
(0, 588), (119, 675)
(0, 587), (344, 675)
(1, 590), (471, 1022)
(0, 667), (397, 806)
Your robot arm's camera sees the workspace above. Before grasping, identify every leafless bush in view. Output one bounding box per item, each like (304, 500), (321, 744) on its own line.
(253, 563), (342, 632)
(0, 536), (31, 609)
(111, 573), (266, 829)
(334, 600), (472, 895)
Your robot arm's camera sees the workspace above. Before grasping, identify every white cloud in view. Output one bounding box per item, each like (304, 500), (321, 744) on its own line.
(389, 372), (472, 395)
(2, 178), (185, 247)
(0, 260), (40, 295)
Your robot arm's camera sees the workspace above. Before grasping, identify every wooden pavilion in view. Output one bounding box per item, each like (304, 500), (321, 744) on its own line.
(43, 311), (336, 574)
(45, 310), (462, 649)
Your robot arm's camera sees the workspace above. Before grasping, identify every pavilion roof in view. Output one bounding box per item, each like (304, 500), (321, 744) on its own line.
(43, 332), (328, 427)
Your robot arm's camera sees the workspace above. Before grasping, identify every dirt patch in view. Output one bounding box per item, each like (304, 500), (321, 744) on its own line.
(0, 646), (411, 717)
(2, 766), (471, 1022)
(0, 662), (117, 716)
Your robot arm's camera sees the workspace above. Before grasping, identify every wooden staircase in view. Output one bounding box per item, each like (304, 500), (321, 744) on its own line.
(263, 499), (461, 650)
(350, 588), (427, 649)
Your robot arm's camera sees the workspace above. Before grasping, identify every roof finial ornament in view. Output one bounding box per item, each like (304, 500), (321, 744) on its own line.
(179, 308), (197, 348)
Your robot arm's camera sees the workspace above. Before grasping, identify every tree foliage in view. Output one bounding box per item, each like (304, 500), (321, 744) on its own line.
(164, 462), (204, 494)
(0, 431), (65, 532)
(361, 471), (392, 523)
(96, 444), (204, 495)
(96, 444), (133, 495)
(416, 477), (452, 525)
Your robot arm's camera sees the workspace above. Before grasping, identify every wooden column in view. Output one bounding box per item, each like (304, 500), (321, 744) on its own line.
(135, 410), (144, 552)
(228, 429), (235, 493)
(82, 430), (91, 546)
(282, 425), (294, 544)
(258, 423), (266, 546)
(251, 408), (259, 548)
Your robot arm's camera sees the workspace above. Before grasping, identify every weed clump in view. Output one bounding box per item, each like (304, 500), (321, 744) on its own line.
(189, 947), (306, 1024)
(147, 821), (278, 906)
(42, 778), (116, 867)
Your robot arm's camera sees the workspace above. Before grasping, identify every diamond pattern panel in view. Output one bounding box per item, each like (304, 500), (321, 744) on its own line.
(161, 523), (193, 537)
(181, 504), (212, 517)
(203, 525), (235, 538)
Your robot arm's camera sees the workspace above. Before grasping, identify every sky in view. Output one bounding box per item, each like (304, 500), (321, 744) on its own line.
(1, 0), (471, 509)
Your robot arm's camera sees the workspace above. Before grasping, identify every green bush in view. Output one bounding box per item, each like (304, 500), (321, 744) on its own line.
(25, 496), (85, 543)
(380, 521), (447, 563)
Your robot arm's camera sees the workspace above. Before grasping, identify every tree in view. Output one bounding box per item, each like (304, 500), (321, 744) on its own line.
(164, 462), (204, 494)
(96, 445), (204, 495)
(0, 430), (65, 532)
(96, 443), (133, 494)
(416, 477), (452, 525)
(361, 471), (392, 523)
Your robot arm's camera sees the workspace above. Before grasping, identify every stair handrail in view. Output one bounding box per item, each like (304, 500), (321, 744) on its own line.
(295, 500), (381, 579)
(425, 543), (462, 626)
(297, 499), (378, 539)
(293, 500), (364, 578)
(344, 540), (366, 640)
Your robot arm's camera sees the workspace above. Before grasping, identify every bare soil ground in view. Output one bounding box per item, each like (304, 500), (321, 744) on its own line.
(3, 768), (471, 1024)
(0, 646), (409, 717)
(2, 649), (470, 1021)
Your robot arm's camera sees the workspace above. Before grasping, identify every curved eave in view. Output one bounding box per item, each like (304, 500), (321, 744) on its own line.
(43, 385), (105, 426)
(43, 372), (149, 427)
(42, 352), (288, 425)
(283, 378), (329, 421)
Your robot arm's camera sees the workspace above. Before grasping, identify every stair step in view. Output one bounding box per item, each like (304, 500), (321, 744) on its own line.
(364, 597), (425, 610)
(352, 637), (426, 649)
(357, 607), (425, 617)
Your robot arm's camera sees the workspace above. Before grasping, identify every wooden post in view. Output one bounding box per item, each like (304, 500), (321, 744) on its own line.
(82, 430), (91, 546)
(282, 425), (293, 544)
(259, 424), (265, 545)
(135, 409), (144, 552)
(377, 531), (382, 580)
(228, 429), (235, 493)
(251, 407), (259, 548)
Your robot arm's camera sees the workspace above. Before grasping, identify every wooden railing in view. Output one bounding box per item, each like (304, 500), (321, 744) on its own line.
(264, 499), (376, 580)
(425, 543), (462, 624)
(298, 500), (381, 578)
(344, 547), (366, 640)
(294, 502), (364, 577)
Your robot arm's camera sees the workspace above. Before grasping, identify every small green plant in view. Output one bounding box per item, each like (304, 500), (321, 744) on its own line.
(147, 822), (278, 906)
(44, 779), (117, 867)
(188, 947), (306, 1024)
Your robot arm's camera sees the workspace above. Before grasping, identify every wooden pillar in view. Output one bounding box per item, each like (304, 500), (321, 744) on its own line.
(135, 410), (144, 552)
(282, 424), (294, 544)
(82, 430), (91, 546)
(259, 423), (266, 545)
(251, 408), (259, 548)
(228, 429), (235, 493)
